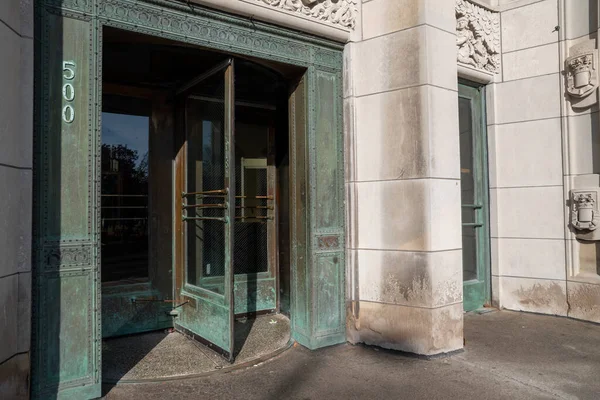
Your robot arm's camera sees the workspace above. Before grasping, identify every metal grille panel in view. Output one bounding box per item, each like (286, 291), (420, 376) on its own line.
(234, 164), (268, 275)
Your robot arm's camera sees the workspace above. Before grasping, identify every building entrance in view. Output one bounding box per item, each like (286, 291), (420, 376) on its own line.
(33, 1), (345, 397)
(459, 81), (491, 312)
(100, 28), (293, 361)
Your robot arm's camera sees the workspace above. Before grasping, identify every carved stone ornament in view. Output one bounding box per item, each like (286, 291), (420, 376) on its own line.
(566, 48), (598, 109)
(455, 0), (501, 74)
(570, 189), (600, 240)
(255, 0), (357, 29)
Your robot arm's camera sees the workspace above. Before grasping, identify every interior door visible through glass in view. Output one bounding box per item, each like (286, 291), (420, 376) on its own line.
(459, 82), (490, 312)
(175, 59), (236, 360)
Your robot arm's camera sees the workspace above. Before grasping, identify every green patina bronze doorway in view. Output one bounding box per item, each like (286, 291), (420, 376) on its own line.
(33, 1), (346, 398)
(173, 55), (286, 358)
(459, 81), (491, 312)
(99, 29), (288, 360)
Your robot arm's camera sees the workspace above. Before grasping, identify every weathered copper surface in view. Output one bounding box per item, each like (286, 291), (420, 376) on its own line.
(33, 1), (345, 398)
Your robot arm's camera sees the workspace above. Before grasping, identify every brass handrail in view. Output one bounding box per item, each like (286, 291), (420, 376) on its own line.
(183, 216), (227, 222)
(102, 217), (148, 221)
(101, 194), (148, 197)
(101, 206), (148, 209)
(183, 203), (226, 209)
(236, 195), (273, 200)
(182, 189), (228, 197)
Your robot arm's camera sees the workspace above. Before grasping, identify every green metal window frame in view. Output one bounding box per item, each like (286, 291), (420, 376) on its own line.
(459, 80), (491, 312)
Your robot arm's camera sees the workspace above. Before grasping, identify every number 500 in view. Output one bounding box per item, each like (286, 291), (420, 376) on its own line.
(62, 61), (76, 124)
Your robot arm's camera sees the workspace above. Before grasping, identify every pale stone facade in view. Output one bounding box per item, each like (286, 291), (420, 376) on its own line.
(485, 0), (600, 325)
(344, 0), (600, 354)
(344, 0), (464, 355)
(0, 0), (33, 398)
(193, 0), (600, 353)
(1, 0), (600, 397)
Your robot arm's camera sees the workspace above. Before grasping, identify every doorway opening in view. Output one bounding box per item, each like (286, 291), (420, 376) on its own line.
(458, 81), (491, 312)
(100, 27), (299, 381)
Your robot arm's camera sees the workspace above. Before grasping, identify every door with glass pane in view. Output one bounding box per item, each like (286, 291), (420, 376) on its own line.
(100, 96), (173, 338)
(459, 82), (490, 312)
(174, 59), (236, 360)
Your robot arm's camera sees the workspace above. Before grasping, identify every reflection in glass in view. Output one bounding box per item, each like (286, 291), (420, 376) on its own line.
(462, 226), (478, 281)
(234, 157), (269, 276)
(459, 96), (478, 282)
(101, 112), (150, 282)
(185, 71), (227, 294)
(459, 97), (474, 205)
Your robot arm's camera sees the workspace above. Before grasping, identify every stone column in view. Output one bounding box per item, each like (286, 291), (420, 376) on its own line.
(345, 0), (463, 355)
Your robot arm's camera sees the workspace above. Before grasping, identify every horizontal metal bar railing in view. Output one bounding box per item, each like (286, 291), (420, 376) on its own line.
(101, 206), (148, 209)
(181, 188), (275, 223)
(182, 189), (228, 197)
(236, 195), (273, 200)
(182, 192), (273, 201)
(182, 189), (229, 223)
(101, 194), (148, 197)
(102, 217), (148, 221)
(461, 204), (483, 209)
(182, 216), (228, 222)
(182, 203), (227, 209)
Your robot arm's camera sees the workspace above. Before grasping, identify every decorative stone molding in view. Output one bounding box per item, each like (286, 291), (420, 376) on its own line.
(566, 41), (598, 109)
(254, 0), (357, 29)
(570, 189), (600, 240)
(456, 0), (500, 75)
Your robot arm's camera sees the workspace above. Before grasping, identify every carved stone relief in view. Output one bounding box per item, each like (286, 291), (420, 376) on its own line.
(570, 189), (600, 241)
(566, 40), (598, 109)
(254, 0), (357, 29)
(455, 0), (500, 74)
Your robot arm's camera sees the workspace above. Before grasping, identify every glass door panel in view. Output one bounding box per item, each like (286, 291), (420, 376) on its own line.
(100, 96), (173, 339)
(101, 111), (150, 283)
(459, 82), (490, 312)
(185, 101), (227, 294)
(233, 155), (277, 315)
(175, 59), (236, 360)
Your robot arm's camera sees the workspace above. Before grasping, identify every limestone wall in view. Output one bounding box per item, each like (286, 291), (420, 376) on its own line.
(0, 0), (33, 399)
(486, 0), (568, 315)
(561, 0), (600, 323)
(484, 0), (600, 323)
(344, 0), (464, 356)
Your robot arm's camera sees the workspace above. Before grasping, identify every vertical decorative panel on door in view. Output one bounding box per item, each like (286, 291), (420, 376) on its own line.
(290, 57), (346, 349)
(308, 58), (346, 347)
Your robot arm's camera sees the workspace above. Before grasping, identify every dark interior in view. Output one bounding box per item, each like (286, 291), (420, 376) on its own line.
(100, 27), (294, 315)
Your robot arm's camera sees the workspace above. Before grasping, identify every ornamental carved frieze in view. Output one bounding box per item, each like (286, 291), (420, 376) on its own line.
(566, 42), (598, 109)
(456, 0), (501, 74)
(255, 0), (357, 29)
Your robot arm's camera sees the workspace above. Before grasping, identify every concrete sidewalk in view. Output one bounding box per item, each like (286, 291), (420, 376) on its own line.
(103, 310), (600, 400)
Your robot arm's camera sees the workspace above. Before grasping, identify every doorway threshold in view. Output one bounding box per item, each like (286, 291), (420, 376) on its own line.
(102, 313), (291, 384)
